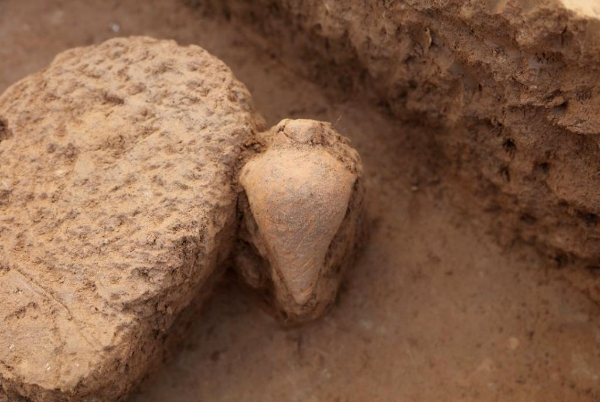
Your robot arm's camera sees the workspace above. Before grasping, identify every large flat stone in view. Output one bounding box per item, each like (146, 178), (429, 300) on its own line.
(0, 37), (261, 401)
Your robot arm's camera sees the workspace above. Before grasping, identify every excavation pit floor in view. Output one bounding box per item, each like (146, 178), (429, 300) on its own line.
(1, 1), (599, 401)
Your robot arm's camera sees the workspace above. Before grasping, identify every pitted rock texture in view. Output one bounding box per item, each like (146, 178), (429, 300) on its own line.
(205, 0), (600, 296)
(0, 37), (262, 401)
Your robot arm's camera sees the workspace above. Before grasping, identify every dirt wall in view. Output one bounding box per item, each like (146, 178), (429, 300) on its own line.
(200, 0), (600, 297)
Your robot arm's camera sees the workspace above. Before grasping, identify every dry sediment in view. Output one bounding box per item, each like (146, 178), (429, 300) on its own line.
(205, 0), (600, 298)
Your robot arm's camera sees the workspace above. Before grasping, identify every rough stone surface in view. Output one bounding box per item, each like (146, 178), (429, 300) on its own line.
(0, 36), (262, 401)
(206, 0), (600, 297)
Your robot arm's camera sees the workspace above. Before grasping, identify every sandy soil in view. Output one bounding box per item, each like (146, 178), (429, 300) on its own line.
(1, 1), (599, 401)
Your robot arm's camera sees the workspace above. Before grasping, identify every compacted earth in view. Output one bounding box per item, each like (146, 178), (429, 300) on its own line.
(1, 1), (599, 401)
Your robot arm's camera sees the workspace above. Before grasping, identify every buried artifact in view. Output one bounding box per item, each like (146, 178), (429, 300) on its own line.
(0, 37), (365, 401)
